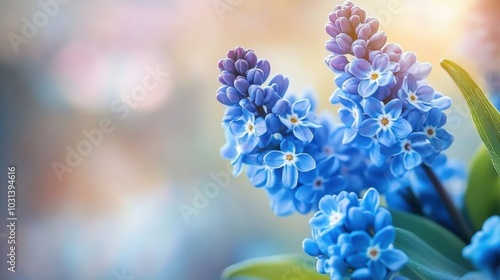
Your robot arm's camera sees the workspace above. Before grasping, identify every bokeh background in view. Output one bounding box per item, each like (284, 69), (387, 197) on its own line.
(0, 0), (496, 279)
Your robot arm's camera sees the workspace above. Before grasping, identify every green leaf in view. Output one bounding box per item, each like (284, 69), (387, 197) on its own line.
(391, 210), (472, 270)
(394, 228), (470, 279)
(465, 145), (500, 230)
(221, 254), (328, 280)
(441, 59), (500, 175)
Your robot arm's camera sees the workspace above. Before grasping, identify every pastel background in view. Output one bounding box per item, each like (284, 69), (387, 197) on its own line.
(0, 0), (494, 279)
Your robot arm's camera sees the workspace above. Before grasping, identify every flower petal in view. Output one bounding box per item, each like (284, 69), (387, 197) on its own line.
(358, 79), (379, 97)
(295, 153), (316, 172)
(293, 125), (314, 142)
(263, 151), (286, 168)
(402, 151), (422, 170)
(373, 226), (395, 248)
(349, 59), (372, 78)
(385, 99), (403, 119)
(282, 164), (298, 188)
(378, 128), (397, 147)
(380, 249), (408, 270)
(362, 97), (384, 118)
(229, 120), (247, 137)
(280, 140), (296, 153)
(358, 119), (380, 137)
(253, 117), (267, 136)
(350, 231), (371, 252)
(292, 99), (311, 119)
(391, 118), (412, 138)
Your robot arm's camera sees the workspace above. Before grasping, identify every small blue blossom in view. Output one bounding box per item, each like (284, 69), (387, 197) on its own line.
(349, 227), (408, 280)
(398, 74), (434, 112)
(280, 99), (321, 142)
(338, 96), (364, 143)
(347, 54), (397, 98)
(220, 129), (245, 176)
(264, 140), (316, 189)
(358, 98), (412, 147)
(421, 108), (454, 152)
(382, 133), (435, 176)
(229, 108), (267, 153)
(463, 216), (500, 280)
(296, 157), (347, 205)
(303, 188), (409, 280)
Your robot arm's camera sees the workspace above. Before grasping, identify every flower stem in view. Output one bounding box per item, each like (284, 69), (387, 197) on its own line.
(422, 164), (472, 243)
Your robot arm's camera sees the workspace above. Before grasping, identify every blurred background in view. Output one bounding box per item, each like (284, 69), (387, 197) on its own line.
(0, 0), (496, 279)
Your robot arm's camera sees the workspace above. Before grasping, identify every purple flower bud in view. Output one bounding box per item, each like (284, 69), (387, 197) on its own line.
(219, 71), (236, 86)
(326, 34), (353, 54)
(227, 86), (243, 103)
(216, 87), (232, 106)
(326, 55), (349, 72)
(272, 99), (290, 115)
(249, 86), (265, 106)
(382, 43), (403, 63)
(368, 32), (387, 50)
(235, 59), (249, 75)
(352, 39), (368, 58)
(268, 74), (289, 97)
(265, 114), (282, 133)
(234, 77), (250, 96)
(356, 23), (373, 40)
(366, 17), (379, 34)
(244, 51), (257, 68)
(239, 99), (257, 113)
(256, 59), (271, 82)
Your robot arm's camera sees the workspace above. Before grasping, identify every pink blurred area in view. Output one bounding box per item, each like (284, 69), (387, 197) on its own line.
(0, 0), (489, 279)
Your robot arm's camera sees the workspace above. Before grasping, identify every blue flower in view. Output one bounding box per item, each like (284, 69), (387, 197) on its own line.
(348, 227), (408, 280)
(264, 140), (316, 188)
(358, 98), (412, 147)
(296, 157), (346, 206)
(220, 129), (245, 176)
(421, 108), (454, 152)
(382, 133), (434, 176)
(229, 108), (267, 153)
(266, 184), (312, 216)
(280, 99), (321, 142)
(304, 188), (409, 280)
(347, 54), (397, 98)
(338, 96), (364, 143)
(463, 216), (500, 280)
(398, 74), (434, 112)
(245, 154), (277, 188)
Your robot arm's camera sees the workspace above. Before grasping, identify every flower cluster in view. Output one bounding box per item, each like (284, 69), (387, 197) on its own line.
(303, 188), (408, 280)
(326, 1), (454, 177)
(217, 47), (347, 215)
(462, 216), (500, 280)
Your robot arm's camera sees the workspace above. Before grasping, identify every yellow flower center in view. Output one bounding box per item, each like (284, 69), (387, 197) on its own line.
(371, 73), (379, 80)
(410, 95), (416, 101)
(248, 124), (254, 131)
(381, 118), (389, 126)
(290, 117), (298, 124)
(286, 154), (294, 161)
